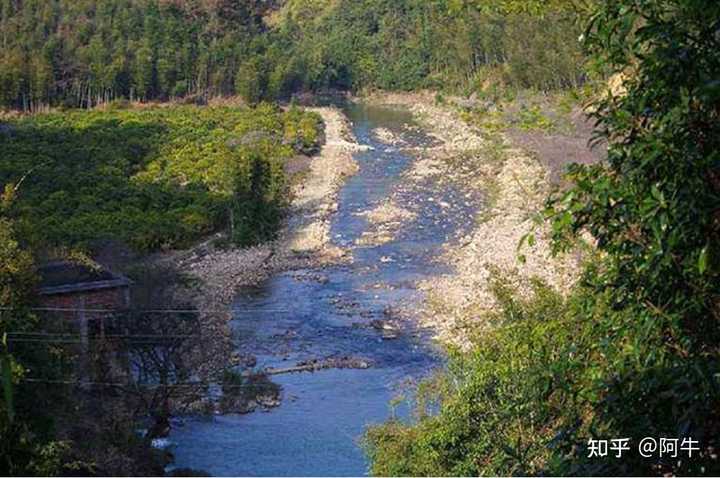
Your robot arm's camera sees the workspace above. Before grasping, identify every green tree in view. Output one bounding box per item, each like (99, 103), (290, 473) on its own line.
(0, 185), (55, 476)
(231, 151), (284, 247)
(550, 0), (720, 346)
(0, 49), (24, 108)
(132, 38), (154, 100)
(235, 58), (267, 105)
(29, 56), (53, 107)
(366, 0), (720, 475)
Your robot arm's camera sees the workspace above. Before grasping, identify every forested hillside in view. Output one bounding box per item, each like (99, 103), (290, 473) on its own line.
(0, 0), (585, 110)
(0, 0), (272, 109)
(263, 0), (585, 93)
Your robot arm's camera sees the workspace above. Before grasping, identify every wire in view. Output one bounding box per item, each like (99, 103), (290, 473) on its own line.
(7, 332), (199, 338)
(7, 338), (198, 344)
(0, 309), (283, 316)
(0, 303), (392, 314)
(20, 378), (280, 390)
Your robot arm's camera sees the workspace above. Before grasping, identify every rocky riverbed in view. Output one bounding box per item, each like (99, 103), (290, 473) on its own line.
(139, 106), (363, 393)
(176, 106), (363, 306)
(167, 94), (585, 475)
(364, 91), (586, 349)
(168, 100), (486, 475)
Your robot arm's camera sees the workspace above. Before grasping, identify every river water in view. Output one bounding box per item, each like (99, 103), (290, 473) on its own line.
(169, 102), (481, 476)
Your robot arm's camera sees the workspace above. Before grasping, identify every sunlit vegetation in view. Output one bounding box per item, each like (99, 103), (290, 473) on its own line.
(0, 103), (322, 251)
(0, 0), (273, 110)
(2, 0), (717, 476)
(0, 101), (322, 474)
(0, 0), (587, 111)
(365, 0), (720, 475)
(246, 0), (587, 97)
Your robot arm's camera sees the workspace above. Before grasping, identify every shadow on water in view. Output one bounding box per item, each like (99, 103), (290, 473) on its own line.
(169, 102), (481, 476)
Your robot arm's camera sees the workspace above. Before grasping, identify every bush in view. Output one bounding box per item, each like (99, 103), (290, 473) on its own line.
(366, 0), (720, 475)
(365, 272), (720, 476)
(365, 277), (575, 476)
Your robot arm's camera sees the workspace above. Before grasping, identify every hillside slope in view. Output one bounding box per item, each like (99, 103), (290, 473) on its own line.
(0, 0), (585, 110)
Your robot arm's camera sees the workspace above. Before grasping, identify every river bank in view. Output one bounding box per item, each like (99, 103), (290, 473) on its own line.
(163, 90), (588, 409)
(362, 91), (586, 348)
(168, 100), (483, 476)
(133, 106), (363, 417)
(176, 106), (362, 305)
(167, 92), (590, 474)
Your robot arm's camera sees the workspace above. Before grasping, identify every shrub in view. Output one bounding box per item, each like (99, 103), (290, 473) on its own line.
(0, 105), (322, 252)
(366, 0), (720, 475)
(365, 271), (720, 475)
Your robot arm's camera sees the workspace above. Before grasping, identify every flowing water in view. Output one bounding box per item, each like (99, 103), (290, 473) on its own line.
(169, 102), (482, 476)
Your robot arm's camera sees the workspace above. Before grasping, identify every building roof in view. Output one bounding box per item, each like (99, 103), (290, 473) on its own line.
(37, 260), (131, 295)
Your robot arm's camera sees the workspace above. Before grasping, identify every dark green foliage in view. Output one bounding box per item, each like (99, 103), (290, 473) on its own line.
(0, 0), (268, 110)
(550, 0), (720, 336)
(366, 274), (720, 476)
(0, 210), (76, 475)
(235, 58), (268, 105)
(267, 0), (586, 94)
(365, 278), (581, 477)
(546, 1), (720, 468)
(0, 213), (35, 429)
(0, 104), (321, 252)
(231, 150), (285, 247)
(0, 0), (587, 111)
(366, 0), (720, 475)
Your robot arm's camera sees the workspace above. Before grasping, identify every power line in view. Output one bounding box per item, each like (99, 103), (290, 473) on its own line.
(0, 303), (397, 314)
(7, 332), (199, 339)
(1, 306), (228, 314)
(5, 331), (208, 345)
(20, 377), (279, 390)
(7, 337), (200, 344)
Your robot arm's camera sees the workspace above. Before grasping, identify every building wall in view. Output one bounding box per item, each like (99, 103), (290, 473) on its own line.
(39, 286), (130, 312)
(38, 286), (132, 382)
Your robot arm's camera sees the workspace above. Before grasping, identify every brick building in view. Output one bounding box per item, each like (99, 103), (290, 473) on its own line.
(37, 260), (131, 342)
(37, 260), (131, 311)
(36, 260), (133, 381)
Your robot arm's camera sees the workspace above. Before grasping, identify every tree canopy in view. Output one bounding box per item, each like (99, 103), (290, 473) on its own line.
(0, 0), (588, 109)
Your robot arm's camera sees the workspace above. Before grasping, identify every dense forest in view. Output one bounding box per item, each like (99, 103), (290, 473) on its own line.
(0, 0), (271, 109)
(0, 0), (585, 110)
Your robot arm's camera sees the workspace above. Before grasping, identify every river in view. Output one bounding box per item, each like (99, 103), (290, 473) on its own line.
(168, 102), (482, 476)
